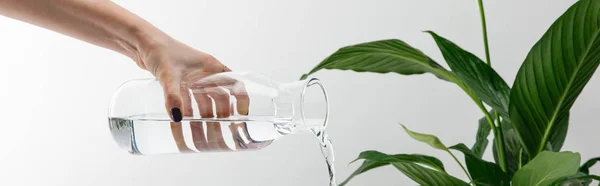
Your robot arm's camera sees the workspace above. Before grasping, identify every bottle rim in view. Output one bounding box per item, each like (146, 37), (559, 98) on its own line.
(301, 77), (330, 129)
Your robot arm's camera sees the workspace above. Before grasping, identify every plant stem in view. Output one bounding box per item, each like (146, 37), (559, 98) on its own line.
(446, 149), (474, 185)
(445, 71), (508, 173)
(477, 0), (492, 66)
(474, 0), (508, 171)
(494, 112), (501, 127)
(493, 112), (507, 172)
(518, 148), (523, 169)
(481, 104), (507, 172)
(453, 80), (507, 172)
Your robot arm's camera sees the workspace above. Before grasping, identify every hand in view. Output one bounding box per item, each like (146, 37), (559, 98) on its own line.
(0, 0), (234, 122)
(134, 35), (266, 152)
(0, 0), (267, 153)
(134, 35), (229, 122)
(180, 74), (259, 152)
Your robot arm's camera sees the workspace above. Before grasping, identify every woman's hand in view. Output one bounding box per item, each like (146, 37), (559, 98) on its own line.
(137, 36), (260, 153)
(0, 0), (260, 152)
(0, 0), (234, 122)
(134, 34), (230, 122)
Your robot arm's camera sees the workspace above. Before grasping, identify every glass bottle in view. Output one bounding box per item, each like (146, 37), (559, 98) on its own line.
(108, 72), (330, 155)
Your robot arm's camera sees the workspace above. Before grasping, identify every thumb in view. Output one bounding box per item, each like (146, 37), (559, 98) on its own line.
(158, 70), (184, 122)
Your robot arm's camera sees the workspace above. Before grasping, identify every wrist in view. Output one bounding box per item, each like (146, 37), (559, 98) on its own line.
(125, 25), (171, 69)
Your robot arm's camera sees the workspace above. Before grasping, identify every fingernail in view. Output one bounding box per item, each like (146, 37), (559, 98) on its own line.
(171, 108), (182, 122)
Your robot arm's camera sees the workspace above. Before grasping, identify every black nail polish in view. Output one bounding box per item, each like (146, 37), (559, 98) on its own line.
(171, 108), (182, 122)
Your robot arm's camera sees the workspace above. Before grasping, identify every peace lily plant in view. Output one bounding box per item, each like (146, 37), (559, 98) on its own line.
(301, 0), (600, 185)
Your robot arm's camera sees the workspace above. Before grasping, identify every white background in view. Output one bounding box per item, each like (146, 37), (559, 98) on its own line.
(1, 0), (599, 185)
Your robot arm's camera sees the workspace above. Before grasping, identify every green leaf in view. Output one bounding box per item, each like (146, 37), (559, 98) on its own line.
(339, 151), (449, 186)
(299, 39), (454, 81)
(392, 162), (470, 186)
(350, 151), (446, 172)
(400, 124), (474, 184)
(472, 112), (493, 158)
(580, 157), (600, 175)
(426, 31), (511, 118)
(338, 160), (387, 186)
(512, 151), (581, 186)
(509, 0), (600, 157)
(551, 172), (600, 186)
(548, 113), (570, 152)
(493, 128), (528, 177)
(450, 143), (510, 186)
(401, 124), (446, 150)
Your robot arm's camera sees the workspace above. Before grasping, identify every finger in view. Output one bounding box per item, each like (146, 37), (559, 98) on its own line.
(228, 122), (247, 150)
(205, 87), (231, 118)
(168, 87), (195, 153)
(204, 86), (244, 151)
(170, 122), (194, 153)
(196, 75), (251, 151)
(157, 69), (184, 122)
(191, 76), (247, 116)
(229, 122), (273, 150)
(206, 122), (231, 151)
(187, 68), (236, 151)
(193, 91), (214, 118)
(190, 122), (209, 151)
(231, 81), (249, 115)
(189, 89), (212, 151)
(181, 86), (194, 117)
(191, 87), (231, 151)
(204, 87), (232, 151)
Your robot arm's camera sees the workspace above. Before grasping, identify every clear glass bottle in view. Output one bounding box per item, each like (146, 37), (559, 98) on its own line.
(108, 72), (330, 155)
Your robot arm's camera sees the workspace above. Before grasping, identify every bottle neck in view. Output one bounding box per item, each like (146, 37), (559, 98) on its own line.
(276, 78), (329, 132)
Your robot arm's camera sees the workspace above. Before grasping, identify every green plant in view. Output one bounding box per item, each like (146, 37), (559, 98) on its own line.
(301, 0), (600, 185)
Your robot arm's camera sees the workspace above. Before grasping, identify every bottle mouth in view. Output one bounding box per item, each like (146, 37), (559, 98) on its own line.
(301, 78), (330, 129)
